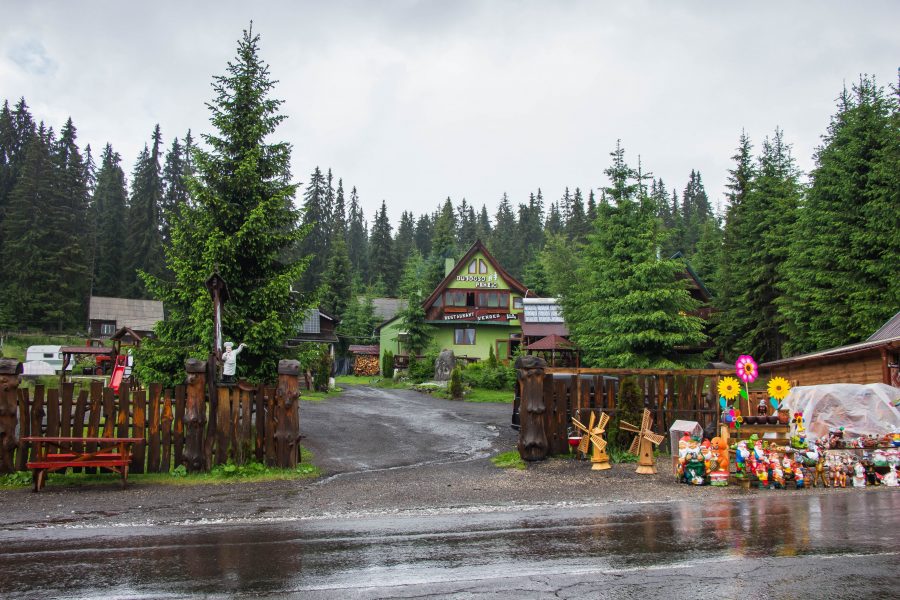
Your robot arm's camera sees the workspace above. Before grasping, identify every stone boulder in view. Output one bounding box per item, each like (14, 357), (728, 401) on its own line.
(434, 349), (455, 381)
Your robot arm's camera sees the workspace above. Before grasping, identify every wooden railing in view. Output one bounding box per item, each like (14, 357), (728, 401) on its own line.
(515, 357), (732, 460)
(0, 358), (303, 474)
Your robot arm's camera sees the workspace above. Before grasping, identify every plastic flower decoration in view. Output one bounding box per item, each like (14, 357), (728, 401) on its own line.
(718, 377), (741, 400)
(767, 377), (791, 401)
(735, 355), (759, 384)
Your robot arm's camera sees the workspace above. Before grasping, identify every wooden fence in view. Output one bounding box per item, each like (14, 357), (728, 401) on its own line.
(514, 356), (732, 460)
(0, 358), (303, 475)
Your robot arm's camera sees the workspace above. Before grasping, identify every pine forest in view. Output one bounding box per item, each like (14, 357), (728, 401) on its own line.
(0, 57), (897, 368)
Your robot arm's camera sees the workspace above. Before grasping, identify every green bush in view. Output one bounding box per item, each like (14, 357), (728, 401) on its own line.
(381, 350), (394, 379)
(407, 352), (437, 383)
(461, 361), (515, 390)
(449, 366), (464, 400)
(313, 346), (332, 392)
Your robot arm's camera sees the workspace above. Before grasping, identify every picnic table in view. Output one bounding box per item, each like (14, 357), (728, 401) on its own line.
(23, 436), (143, 492)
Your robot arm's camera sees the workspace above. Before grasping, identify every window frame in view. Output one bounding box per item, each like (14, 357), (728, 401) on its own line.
(454, 328), (476, 345)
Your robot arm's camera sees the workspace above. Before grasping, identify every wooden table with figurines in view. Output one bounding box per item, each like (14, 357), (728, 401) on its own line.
(674, 354), (900, 490)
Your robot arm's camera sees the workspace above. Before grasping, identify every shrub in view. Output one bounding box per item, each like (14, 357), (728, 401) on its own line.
(381, 350), (394, 379)
(407, 352), (437, 383)
(461, 361), (515, 390)
(486, 345), (498, 369)
(313, 346), (332, 392)
(449, 366), (464, 400)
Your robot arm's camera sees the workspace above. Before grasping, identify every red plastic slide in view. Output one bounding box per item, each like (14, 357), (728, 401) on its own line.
(110, 355), (127, 393)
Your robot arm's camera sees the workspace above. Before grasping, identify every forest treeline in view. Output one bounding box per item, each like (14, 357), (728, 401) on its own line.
(0, 74), (896, 364)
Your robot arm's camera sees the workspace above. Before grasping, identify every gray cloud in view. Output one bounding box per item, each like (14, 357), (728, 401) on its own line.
(7, 39), (56, 75)
(0, 1), (897, 225)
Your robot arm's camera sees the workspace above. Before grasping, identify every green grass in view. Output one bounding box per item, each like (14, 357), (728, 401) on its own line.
(463, 388), (513, 403)
(491, 450), (526, 470)
(0, 446), (321, 489)
(334, 374), (380, 385)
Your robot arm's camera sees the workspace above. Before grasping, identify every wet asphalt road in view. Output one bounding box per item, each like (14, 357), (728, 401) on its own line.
(1, 384), (898, 598)
(0, 492), (897, 598)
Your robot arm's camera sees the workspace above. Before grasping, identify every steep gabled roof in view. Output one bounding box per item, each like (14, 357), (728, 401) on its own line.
(868, 311), (900, 342)
(422, 240), (529, 309)
(88, 296), (164, 331)
(670, 252), (712, 302)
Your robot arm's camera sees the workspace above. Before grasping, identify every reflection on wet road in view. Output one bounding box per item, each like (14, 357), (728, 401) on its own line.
(0, 492), (897, 598)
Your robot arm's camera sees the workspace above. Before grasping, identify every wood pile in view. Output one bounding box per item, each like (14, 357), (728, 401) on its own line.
(354, 355), (380, 376)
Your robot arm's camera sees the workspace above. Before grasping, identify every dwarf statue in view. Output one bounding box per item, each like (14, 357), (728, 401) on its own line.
(221, 341), (247, 384)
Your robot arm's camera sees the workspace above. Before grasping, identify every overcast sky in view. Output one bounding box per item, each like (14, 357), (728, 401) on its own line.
(2, 1), (897, 224)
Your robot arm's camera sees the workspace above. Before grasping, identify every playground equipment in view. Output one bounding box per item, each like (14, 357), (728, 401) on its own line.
(109, 355), (128, 393)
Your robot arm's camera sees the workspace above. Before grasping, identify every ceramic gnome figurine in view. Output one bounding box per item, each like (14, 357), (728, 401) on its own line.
(222, 341), (247, 384)
(852, 461), (866, 488)
(883, 465), (899, 487)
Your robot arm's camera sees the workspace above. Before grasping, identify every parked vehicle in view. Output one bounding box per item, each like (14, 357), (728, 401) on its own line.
(24, 345), (72, 373)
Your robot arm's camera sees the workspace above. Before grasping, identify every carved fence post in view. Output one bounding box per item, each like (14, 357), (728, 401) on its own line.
(516, 355), (549, 461)
(275, 359), (301, 468)
(183, 359), (208, 473)
(0, 359), (22, 474)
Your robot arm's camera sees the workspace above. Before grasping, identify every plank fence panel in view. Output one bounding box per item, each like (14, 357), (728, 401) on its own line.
(116, 383), (130, 440)
(240, 388), (251, 465)
(102, 387), (116, 438)
(87, 382), (103, 474)
(161, 389), (173, 473)
(72, 389), (88, 473)
(174, 385), (185, 468)
(265, 387), (276, 466)
(255, 384), (265, 463)
(216, 387), (231, 466)
(46, 388), (60, 439)
(60, 383), (73, 450)
(148, 383), (162, 473)
(132, 388), (147, 474)
(16, 389), (30, 471)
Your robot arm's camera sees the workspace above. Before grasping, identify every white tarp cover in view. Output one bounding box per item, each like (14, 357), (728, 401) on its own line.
(781, 383), (900, 442)
(21, 360), (56, 376)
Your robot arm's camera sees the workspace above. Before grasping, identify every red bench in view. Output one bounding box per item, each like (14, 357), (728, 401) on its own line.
(23, 437), (143, 492)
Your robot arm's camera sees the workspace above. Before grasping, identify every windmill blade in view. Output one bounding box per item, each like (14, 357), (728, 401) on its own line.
(590, 434), (607, 453)
(597, 413), (610, 432)
(628, 435), (640, 455)
(588, 411), (596, 431)
(578, 434), (591, 455)
(644, 431), (665, 447)
(619, 420), (640, 433)
(572, 418), (589, 435)
(640, 409), (651, 434)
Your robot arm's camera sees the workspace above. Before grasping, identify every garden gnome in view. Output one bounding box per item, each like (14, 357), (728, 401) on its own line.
(221, 341), (246, 384)
(852, 461), (866, 488)
(883, 465), (898, 487)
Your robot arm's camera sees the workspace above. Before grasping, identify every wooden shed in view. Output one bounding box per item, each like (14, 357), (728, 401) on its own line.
(761, 311), (900, 387)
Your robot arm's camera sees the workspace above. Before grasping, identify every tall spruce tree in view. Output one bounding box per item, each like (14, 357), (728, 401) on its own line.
(368, 201), (395, 293)
(347, 186), (368, 278)
(561, 144), (706, 367)
(160, 135), (190, 246)
(321, 233), (353, 322)
(397, 250), (432, 355)
(475, 204), (491, 241)
(713, 131), (755, 358)
(126, 125), (164, 297)
(394, 210), (416, 264)
(92, 144), (129, 297)
(136, 25), (310, 384)
(332, 178), (346, 238)
(779, 76), (900, 354)
(425, 198), (458, 291)
(298, 166), (330, 293)
(413, 213), (433, 257)
(489, 193), (519, 276)
(566, 187), (590, 243)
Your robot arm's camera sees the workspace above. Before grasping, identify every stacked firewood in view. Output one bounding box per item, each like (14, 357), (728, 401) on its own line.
(354, 355), (380, 376)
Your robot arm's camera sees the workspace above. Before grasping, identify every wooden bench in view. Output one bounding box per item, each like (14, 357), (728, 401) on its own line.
(23, 436), (143, 492)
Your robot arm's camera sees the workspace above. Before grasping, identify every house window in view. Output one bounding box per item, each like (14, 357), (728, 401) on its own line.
(467, 259), (489, 274)
(446, 291), (467, 307)
(454, 328), (476, 345)
(468, 260), (477, 274)
(513, 297), (523, 310)
(477, 291), (509, 308)
(100, 323), (115, 336)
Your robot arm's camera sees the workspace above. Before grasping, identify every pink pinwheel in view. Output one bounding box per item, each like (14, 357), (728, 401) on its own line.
(735, 355), (758, 384)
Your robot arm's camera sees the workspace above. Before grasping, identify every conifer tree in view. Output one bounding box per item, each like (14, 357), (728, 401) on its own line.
(425, 198), (458, 290)
(779, 76), (899, 353)
(83, 143), (97, 196)
(298, 166), (330, 293)
(332, 178), (346, 238)
(92, 144), (129, 297)
(489, 193), (519, 276)
(368, 201), (395, 293)
(414, 213), (433, 257)
(397, 250), (432, 355)
(561, 144), (706, 367)
(321, 234), (353, 322)
(347, 186), (368, 277)
(394, 210), (416, 264)
(337, 281), (379, 348)
(126, 125), (164, 297)
(160, 135), (190, 246)
(586, 189), (597, 224)
(136, 26), (310, 384)
(567, 187), (590, 243)
(545, 202), (563, 236)
(476, 204), (491, 241)
(455, 198), (476, 247)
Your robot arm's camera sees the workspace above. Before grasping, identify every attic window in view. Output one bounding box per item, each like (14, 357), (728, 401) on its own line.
(467, 259), (488, 274)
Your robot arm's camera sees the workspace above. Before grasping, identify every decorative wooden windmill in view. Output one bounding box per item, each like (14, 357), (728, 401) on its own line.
(572, 411), (611, 470)
(620, 409), (666, 474)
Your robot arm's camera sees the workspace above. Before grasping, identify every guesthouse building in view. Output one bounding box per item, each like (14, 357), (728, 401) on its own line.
(378, 240), (529, 363)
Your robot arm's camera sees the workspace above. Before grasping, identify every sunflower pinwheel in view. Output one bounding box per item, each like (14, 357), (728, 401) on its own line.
(767, 377), (791, 401)
(735, 355), (759, 384)
(718, 377), (741, 401)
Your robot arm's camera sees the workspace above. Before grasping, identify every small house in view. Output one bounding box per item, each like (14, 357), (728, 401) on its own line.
(762, 311), (900, 387)
(88, 296), (164, 339)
